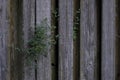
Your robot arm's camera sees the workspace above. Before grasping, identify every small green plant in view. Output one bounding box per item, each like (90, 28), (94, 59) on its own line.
(73, 9), (80, 40)
(51, 9), (59, 18)
(15, 19), (50, 64)
(28, 21), (48, 59)
(51, 9), (59, 45)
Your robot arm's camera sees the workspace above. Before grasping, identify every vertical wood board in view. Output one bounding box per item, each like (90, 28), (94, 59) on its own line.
(23, 0), (35, 80)
(102, 0), (116, 80)
(58, 0), (73, 80)
(36, 0), (51, 80)
(80, 0), (99, 80)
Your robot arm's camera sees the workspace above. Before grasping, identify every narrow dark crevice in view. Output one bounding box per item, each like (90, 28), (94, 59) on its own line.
(34, 0), (37, 34)
(35, 60), (37, 80)
(115, 0), (120, 80)
(55, 0), (59, 79)
(96, 0), (102, 80)
(51, 0), (59, 80)
(14, 0), (24, 80)
(35, 0), (37, 80)
(73, 0), (80, 80)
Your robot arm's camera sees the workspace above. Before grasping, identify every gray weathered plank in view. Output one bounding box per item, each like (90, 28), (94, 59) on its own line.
(36, 0), (51, 80)
(0, 0), (9, 80)
(23, 0), (35, 80)
(58, 0), (73, 80)
(0, 59), (1, 79)
(102, 0), (116, 80)
(80, 0), (98, 80)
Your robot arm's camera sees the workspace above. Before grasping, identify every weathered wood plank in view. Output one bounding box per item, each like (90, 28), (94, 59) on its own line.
(80, 0), (99, 80)
(7, 0), (16, 80)
(8, 0), (24, 80)
(58, 0), (73, 80)
(102, 0), (116, 80)
(0, 0), (9, 80)
(0, 59), (1, 79)
(23, 0), (35, 80)
(36, 0), (51, 80)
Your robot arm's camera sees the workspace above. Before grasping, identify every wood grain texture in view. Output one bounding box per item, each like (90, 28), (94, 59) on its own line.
(8, 0), (16, 80)
(36, 0), (51, 80)
(0, 0), (9, 80)
(102, 0), (116, 80)
(0, 59), (1, 79)
(8, 0), (24, 80)
(80, 0), (99, 80)
(23, 0), (35, 80)
(58, 0), (73, 80)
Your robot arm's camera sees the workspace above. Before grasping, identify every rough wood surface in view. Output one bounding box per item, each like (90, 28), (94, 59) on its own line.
(23, 0), (35, 80)
(58, 0), (73, 80)
(36, 0), (51, 80)
(0, 59), (1, 79)
(8, 0), (24, 80)
(102, 0), (116, 80)
(0, 0), (118, 80)
(0, 0), (8, 80)
(80, 0), (99, 80)
(7, 0), (16, 80)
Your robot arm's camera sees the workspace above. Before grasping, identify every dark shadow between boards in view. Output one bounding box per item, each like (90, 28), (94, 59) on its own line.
(116, 0), (120, 79)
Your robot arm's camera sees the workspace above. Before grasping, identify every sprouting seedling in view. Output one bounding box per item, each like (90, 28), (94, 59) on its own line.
(51, 9), (59, 18)
(15, 17), (59, 65)
(73, 8), (80, 40)
(15, 19), (50, 64)
(27, 19), (49, 59)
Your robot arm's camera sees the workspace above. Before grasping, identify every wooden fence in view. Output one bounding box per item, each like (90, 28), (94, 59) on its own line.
(0, 0), (120, 80)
